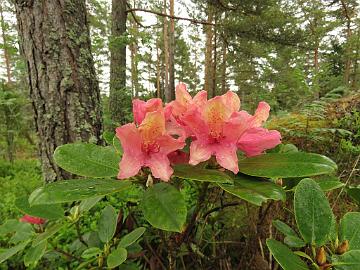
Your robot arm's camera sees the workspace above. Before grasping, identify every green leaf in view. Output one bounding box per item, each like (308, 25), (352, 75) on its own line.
(32, 223), (64, 247)
(294, 178), (333, 246)
(173, 165), (233, 183)
(266, 239), (309, 270)
(9, 223), (34, 244)
(54, 143), (120, 177)
(141, 183), (187, 232)
(29, 179), (131, 205)
(284, 236), (306, 248)
(0, 240), (30, 264)
(317, 180), (344, 192)
(15, 196), (64, 220)
(346, 187), (360, 206)
(218, 175), (285, 206)
(81, 247), (102, 259)
(79, 196), (104, 213)
(24, 240), (47, 266)
(333, 250), (360, 270)
(272, 220), (299, 238)
(339, 212), (360, 250)
(98, 205), (118, 243)
(238, 152), (337, 178)
(107, 247), (127, 268)
(102, 131), (115, 145)
(119, 227), (146, 248)
(113, 136), (123, 154)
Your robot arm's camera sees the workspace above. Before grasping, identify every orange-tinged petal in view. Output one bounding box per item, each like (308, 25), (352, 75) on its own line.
(202, 97), (230, 139)
(118, 153), (143, 179)
(252, 101), (270, 127)
(175, 83), (192, 105)
(189, 140), (212, 165)
(146, 153), (173, 181)
(157, 134), (185, 155)
(193, 90), (208, 107)
(139, 111), (166, 144)
(221, 91), (240, 113)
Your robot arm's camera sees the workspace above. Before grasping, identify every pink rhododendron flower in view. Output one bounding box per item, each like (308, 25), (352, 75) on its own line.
(20, 215), (45, 225)
(181, 90), (281, 173)
(165, 83), (207, 139)
(132, 98), (163, 125)
(116, 110), (185, 181)
(181, 91), (242, 173)
(168, 150), (189, 165)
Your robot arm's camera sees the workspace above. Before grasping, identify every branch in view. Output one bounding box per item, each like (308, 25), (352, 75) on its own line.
(126, 8), (215, 26)
(126, 3), (149, 28)
(203, 202), (240, 219)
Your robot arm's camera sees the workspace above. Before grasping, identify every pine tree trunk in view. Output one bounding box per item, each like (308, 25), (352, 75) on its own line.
(0, 2), (11, 83)
(14, 0), (103, 183)
(204, 4), (214, 96)
(221, 38), (227, 94)
(109, 0), (127, 126)
(130, 7), (139, 98)
(168, 0), (175, 101)
(163, 0), (170, 102)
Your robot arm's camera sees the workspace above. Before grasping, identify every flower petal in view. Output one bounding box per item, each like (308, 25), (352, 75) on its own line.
(181, 107), (209, 141)
(20, 215), (45, 225)
(168, 150), (189, 165)
(214, 144), (239, 174)
(116, 123), (144, 179)
(157, 134), (185, 155)
(139, 111), (166, 144)
(146, 153), (173, 181)
(175, 83), (192, 105)
(192, 90), (208, 107)
(237, 127), (281, 157)
(221, 91), (241, 113)
(132, 98), (163, 125)
(189, 140), (212, 165)
(252, 101), (270, 127)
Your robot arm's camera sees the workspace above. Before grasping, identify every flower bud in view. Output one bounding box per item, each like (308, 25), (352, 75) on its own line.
(319, 264), (332, 270)
(336, 240), (349, 255)
(316, 247), (327, 266)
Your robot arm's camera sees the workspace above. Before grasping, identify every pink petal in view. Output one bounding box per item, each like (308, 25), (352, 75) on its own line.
(237, 127), (281, 157)
(139, 111), (166, 144)
(146, 153), (173, 181)
(192, 90), (208, 107)
(118, 152), (143, 179)
(157, 134), (185, 155)
(132, 98), (163, 125)
(220, 91), (241, 113)
(20, 215), (45, 225)
(252, 101), (270, 127)
(175, 83), (192, 105)
(116, 123), (144, 179)
(189, 140), (212, 165)
(165, 119), (187, 141)
(181, 107), (209, 141)
(213, 144), (239, 174)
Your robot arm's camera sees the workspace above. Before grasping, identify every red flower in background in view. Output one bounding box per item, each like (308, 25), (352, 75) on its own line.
(20, 215), (45, 225)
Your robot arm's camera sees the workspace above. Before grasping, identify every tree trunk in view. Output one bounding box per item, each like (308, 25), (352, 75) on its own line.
(204, 4), (214, 96)
(14, 0), (103, 182)
(352, 25), (360, 90)
(221, 38), (227, 94)
(0, 2), (11, 83)
(163, 0), (170, 102)
(168, 0), (175, 101)
(340, 0), (352, 85)
(109, 0), (127, 126)
(130, 4), (139, 98)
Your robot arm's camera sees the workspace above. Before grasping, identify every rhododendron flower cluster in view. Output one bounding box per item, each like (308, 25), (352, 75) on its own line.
(116, 83), (281, 181)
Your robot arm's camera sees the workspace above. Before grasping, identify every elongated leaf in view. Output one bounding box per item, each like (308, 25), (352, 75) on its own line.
(339, 212), (360, 250)
(272, 220), (305, 247)
(54, 143), (120, 177)
(81, 247), (102, 259)
(218, 175), (285, 206)
(141, 183), (187, 232)
(333, 250), (360, 270)
(24, 240), (47, 266)
(119, 227), (146, 248)
(317, 180), (344, 192)
(98, 205), (118, 243)
(0, 240), (30, 264)
(29, 179), (131, 205)
(173, 165), (233, 183)
(79, 196), (104, 213)
(294, 178), (333, 246)
(107, 247), (127, 268)
(15, 196), (64, 220)
(32, 223), (64, 247)
(266, 239), (309, 270)
(284, 236), (306, 248)
(346, 187), (360, 206)
(238, 152), (337, 178)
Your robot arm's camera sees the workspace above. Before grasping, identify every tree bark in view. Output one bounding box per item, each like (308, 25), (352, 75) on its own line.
(130, 2), (139, 98)
(109, 0), (127, 126)
(340, 0), (352, 85)
(168, 0), (175, 101)
(0, 2), (12, 83)
(204, 4), (214, 96)
(163, 0), (170, 102)
(220, 38), (227, 94)
(14, 0), (103, 182)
